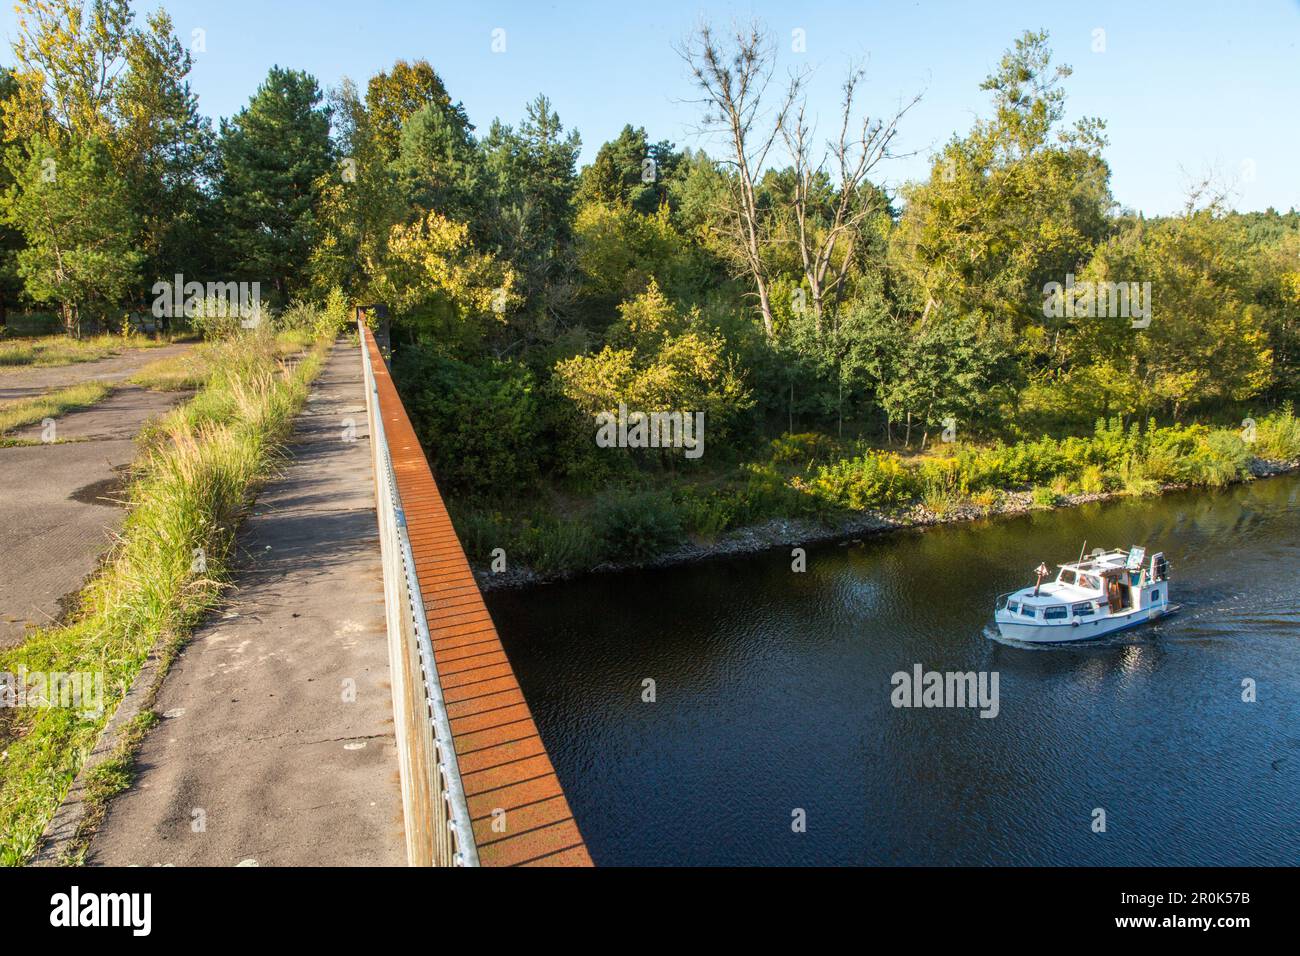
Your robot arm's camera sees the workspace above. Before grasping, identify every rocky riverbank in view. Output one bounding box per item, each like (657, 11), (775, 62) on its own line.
(474, 456), (1300, 592)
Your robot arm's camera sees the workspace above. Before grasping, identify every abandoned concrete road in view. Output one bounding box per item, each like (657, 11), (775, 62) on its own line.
(0, 377), (192, 648)
(0, 342), (192, 402)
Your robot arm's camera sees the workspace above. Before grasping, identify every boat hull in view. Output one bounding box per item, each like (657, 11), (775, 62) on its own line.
(995, 603), (1175, 643)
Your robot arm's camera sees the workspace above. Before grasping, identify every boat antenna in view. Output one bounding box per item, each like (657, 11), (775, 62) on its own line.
(1077, 540), (1087, 565)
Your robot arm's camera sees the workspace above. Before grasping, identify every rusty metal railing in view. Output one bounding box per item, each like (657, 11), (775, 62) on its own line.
(359, 322), (478, 867)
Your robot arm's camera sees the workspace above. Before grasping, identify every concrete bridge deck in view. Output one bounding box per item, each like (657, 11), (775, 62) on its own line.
(86, 343), (405, 865)
(77, 336), (589, 866)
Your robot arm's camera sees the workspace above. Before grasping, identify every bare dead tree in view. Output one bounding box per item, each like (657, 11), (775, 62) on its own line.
(678, 21), (805, 337)
(781, 66), (920, 327)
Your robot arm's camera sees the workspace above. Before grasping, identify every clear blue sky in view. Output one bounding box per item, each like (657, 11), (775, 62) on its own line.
(2, 0), (1297, 215)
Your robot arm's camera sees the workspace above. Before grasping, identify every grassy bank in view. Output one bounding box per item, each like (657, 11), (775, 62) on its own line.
(0, 333), (172, 369)
(0, 382), (114, 435)
(454, 407), (1300, 581)
(128, 329), (316, 392)
(0, 329), (330, 865)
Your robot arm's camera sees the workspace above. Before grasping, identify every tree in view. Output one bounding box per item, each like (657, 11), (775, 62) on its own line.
(849, 302), (1012, 447)
(2, 0), (212, 315)
(479, 94), (581, 321)
(393, 102), (482, 223)
(309, 77), (399, 298)
(890, 30), (1111, 337)
(575, 125), (680, 215)
(4, 136), (141, 335)
(2, 0), (132, 147)
(363, 59), (465, 163)
(574, 201), (689, 308)
(679, 22), (802, 335)
(554, 280), (754, 454)
(780, 68), (917, 323)
(1067, 209), (1271, 420)
(312, 61), (479, 301)
(216, 66), (333, 299)
(372, 210), (519, 350)
(116, 9), (215, 291)
(0, 68), (26, 325)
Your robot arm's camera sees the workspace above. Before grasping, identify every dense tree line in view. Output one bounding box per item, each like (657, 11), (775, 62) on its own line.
(1, 4), (1296, 504)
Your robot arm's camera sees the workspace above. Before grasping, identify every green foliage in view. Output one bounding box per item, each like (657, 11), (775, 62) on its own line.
(274, 288), (351, 341)
(769, 432), (840, 467)
(574, 124), (681, 215)
(554, 280), (754, 458)
(593, 488), (684, 561)
(217, 66), (333, 300)
(1030, 485), (1063, 508)
(392, 346), (539, 498)
(3, 137), (141, 333)
(1252, 403), (1300, 460)
(807, 452), (917, 510)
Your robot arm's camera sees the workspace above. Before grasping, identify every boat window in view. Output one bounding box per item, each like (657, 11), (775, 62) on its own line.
(1007, 601), (1019, 613)
(1019, 605), (1037, 618)
(1043, 606), (1068, 621)
(1060, 570), (1076, 586)
(1071, 602), (1093, 616)
(1150, 588), (1160, 602)
(1079, 575), (1099, 590)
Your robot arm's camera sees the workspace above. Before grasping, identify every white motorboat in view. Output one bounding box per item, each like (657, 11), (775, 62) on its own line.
(994, 546), (1177, 643)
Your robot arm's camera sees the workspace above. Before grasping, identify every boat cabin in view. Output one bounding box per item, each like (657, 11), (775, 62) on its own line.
(999, 547), (1169, 625)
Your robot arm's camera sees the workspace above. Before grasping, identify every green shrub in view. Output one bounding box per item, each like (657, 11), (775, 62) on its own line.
(1119, 457), (1160, 496)
(594, 489), (684, 561)
(515, 514), (601, 572)
(1030, 485), (1063, 508)
(190, 297), (250, 340)
(677, 487), (737, 538)
(276, 300), (318, 333)
(393, 347), (540, 499)
(769, 432), (839, 467)
(1078, 464), (1107, 494)
(1252, 404), (1300, 461)
(808, 451), (916, 510)
(1192, 431), (1250, 487)
(449, 507), (513, 565)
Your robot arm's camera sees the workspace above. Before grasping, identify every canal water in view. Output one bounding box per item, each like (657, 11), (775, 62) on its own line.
(487, 475), (1300, 865)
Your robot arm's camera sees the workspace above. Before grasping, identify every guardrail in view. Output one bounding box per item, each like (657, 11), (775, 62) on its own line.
(359, 321), (478, 867)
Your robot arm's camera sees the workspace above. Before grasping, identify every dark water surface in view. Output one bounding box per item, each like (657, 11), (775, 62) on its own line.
(487, 475), (1300, 865)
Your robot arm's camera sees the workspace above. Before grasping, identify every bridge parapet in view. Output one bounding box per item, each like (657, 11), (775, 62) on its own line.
(359, 323), (591, 867)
